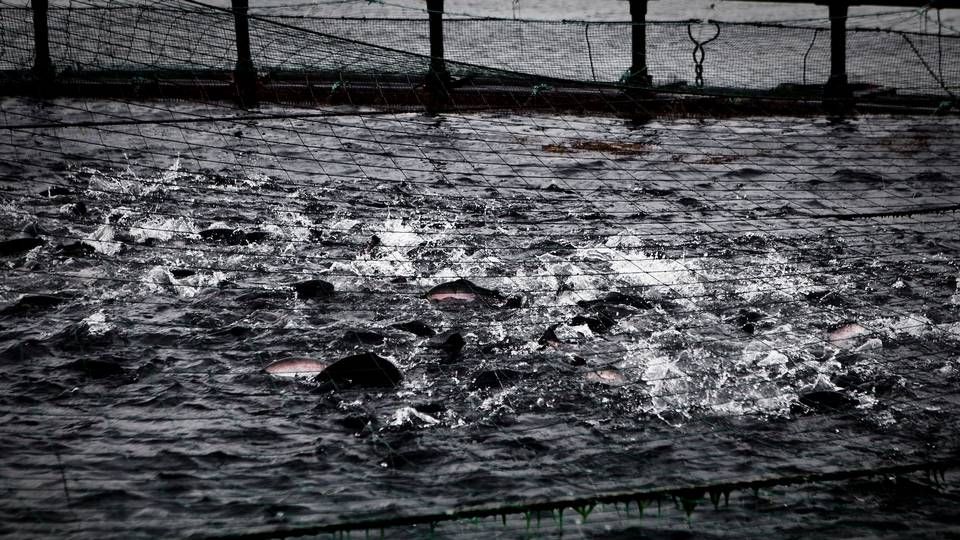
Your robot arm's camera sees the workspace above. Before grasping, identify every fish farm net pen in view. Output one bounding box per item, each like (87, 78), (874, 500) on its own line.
(196, 458), (959, 539)
(2, 1), (960, 539)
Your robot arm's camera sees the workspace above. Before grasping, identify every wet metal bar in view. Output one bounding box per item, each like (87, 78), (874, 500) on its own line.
(427, 0), (449, 84)
(628, 0), (653, 86)
(232, 0), (257, 107)
(31, 0), (52, 80)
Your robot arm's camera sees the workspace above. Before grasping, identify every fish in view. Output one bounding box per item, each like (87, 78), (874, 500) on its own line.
(538, 324), (562, 347)
(243, 230), (273, 244)
(62, 357), (127, 378)
(827, 322), (871, 348)
(391, 320), (436, 337)
(425, 279), (503, 304)
(0, 237), (44, 257)
(1, 294), (66, 316)
(584, 369), (627, 386)
(794, 390), (857, 413)
(472, 368), (525, 390)
(316, 352), (402, 388)
(264, 352), (402, 388)
(427, 331), (465, 362)
(292, 278), (334, 300)
(341, 329), (385, 346)
(264, 358), (329, 378)
(198, 227), (245, 244)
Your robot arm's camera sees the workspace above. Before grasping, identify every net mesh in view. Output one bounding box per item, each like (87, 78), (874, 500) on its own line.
(0, 2), (958, 97)
(1, 2), (959, 540)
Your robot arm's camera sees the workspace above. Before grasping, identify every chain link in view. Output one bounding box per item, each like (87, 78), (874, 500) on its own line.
(687, 22), (721, 87)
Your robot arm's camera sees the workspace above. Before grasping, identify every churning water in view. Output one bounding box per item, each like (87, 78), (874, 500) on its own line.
(2, 99), (960, 538)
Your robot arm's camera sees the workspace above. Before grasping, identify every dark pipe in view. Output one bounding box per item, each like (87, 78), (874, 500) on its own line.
(32, 0), (53, 80)
(232, 0), (257, 107)
(628, 0), (652, 86)
(427, 0), (448, 82)
(824, 2), (851, 101)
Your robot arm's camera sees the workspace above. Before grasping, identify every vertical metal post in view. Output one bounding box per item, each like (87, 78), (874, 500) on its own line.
(32, 0), (53, 80)
(628, 0), (652, 86)
(232, 0), (257, 107)
(824, 2), (851, 100)
(426, 0), (449, 85)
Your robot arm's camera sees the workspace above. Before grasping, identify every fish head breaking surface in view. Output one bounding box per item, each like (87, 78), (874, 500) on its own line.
(264, 358), (329, 378)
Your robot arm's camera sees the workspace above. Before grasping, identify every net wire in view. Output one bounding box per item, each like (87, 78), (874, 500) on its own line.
(1, 1), (959, 539)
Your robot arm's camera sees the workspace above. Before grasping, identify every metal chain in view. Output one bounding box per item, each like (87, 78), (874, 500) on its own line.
(687, 21), (721, 87)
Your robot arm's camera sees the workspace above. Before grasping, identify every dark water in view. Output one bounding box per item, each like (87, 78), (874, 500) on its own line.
(1, 99), (960, 538)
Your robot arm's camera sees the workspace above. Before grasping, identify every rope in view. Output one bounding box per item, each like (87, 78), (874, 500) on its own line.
(901, 31), (957, 100)
(585, 22), (597, 83)
(802, 28), (820, 86)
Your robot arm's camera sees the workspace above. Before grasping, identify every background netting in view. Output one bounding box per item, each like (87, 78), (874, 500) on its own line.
(0, 1), (958, 97)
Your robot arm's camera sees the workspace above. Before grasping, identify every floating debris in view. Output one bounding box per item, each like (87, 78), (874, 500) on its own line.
(542, 139), (650, 156)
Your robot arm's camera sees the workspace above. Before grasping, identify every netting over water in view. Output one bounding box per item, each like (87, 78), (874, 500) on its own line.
(5, 100), (960, 539)
(1, 2), (960, 540)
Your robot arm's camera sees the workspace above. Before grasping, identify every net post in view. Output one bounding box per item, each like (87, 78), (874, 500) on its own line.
(425, 0), (451, 98)
(824, 2), (852, 107)
(627, 0), (652, 87)
(232, 0), (258, 108)
(31, 0), (54, 86)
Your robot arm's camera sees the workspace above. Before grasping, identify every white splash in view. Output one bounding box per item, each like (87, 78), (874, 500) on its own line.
(274, 211), (314, 241)
(388, 406), (439, 428)
(142, 265), (225, 298)
(590, 244), (706, 301)
(553, 323), (594, 341)
(378, 218), (423, 248)
(82, 311), (114, 336)
(129, 216), (199, 243)
(85, 224), (122, 256)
